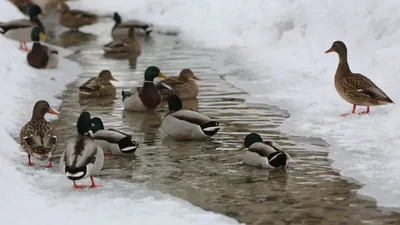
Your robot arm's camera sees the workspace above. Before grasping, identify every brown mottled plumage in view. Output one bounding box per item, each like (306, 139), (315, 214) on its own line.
(56, 2), (98, 30)
(103, 27), (141, 54)
(325, 41), (394, 115)
(157, 69), (199, 101)
(19, 100), (58, 167)
(79, 70), (118, 98)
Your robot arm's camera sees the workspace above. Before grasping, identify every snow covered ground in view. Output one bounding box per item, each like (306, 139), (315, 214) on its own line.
(69, 0), (400, 208)
(0, 1), (242, 224)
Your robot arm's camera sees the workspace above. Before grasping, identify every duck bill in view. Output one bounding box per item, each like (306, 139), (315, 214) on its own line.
(48, 108), (58, 115)
(158, 73), (168, 79)
(39, 32), (46, 40)
(325, 47), (334, 53)
(237, 144), (246, 151)
(41, 11), (47, 16)
(192, 75), (200, 80)
(111, 76), (118, 81)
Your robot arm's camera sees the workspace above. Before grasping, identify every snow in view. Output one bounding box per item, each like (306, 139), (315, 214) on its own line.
(0, 1), (242, 225)
(69, 0), (400, 209)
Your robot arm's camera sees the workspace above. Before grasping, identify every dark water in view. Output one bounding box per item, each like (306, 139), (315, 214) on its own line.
(40, 11), (400, 225)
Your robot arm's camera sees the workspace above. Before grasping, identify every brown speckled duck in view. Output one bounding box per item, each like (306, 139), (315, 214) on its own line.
(325, 41), (394, 116)
(112, 12), (153, 40)
(121, 66), (168, 111)
(157, 68), (199, 101)
(19, 100), (58, 167)
(79, 70), (118, 98)
(27, 27), (59, 69)
(103, 27), (141, 54)
(0, 4), (44, 51)
(56, 2), (98, 30)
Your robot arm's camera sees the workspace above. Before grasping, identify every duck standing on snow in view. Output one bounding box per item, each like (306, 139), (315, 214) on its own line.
(325, 40), (394, 116)
(111, 12), (153, 39)
(60, 112), (104, 189)
(56, 2), (98, 31)
(90, 117), (139, 155)
(237, 133), (290, 169)
(0, 4), (44, 51)
(121, 66), (168, 111)
(79, 70), (118, 98)
(103, 27), (141, 54)
(161, 95), (220, 140)
(27, 27), (59, 69)
(157, 68), (199, 101)
(19, 100), (58, 167)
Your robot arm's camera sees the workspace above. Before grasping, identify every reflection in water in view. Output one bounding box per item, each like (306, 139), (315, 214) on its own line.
(103, 52), (140, 69)
(58, 30), (96, 48)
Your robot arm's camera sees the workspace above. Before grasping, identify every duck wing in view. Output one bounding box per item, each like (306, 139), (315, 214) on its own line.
(0, 19), (32, 32)
(92, 129), (126, 143)
(170, 109), (211, 126)
(79, 77), (100, 92)
(68, 10), (97, 19)
(248, 142), (277, 157)
(107, 128), (132, 139)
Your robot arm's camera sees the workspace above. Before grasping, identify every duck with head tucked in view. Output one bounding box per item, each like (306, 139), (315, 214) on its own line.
(111, 12), (153, 40)
(56, 2), (98, 31)
(27, 27), (59, 69)
(19, 100), (58, 167)
(157, 68), (199, 101)
(60, 111), (104, 189)
(121, 66), (168, 111)
(0, 4), (44, 51)
(325, 41), (394, 116)
(238, 133), (290, 169)
(79, 70), (118, 98)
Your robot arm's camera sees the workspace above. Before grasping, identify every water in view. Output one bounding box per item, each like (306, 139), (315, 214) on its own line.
(42, 13), (400, 225)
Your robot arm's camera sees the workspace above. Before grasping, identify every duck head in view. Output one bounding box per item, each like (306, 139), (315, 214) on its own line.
(31, 27), (46, 42)
(90, 117), (104, 133)
(113, 12), (122, 24)
(179, 68), (199, 81)
(325, 40), (347, 56)
(237, 133), (263, 151)
(77, 112), (91, 135)
(144, 66), (168, 81)
(98, 70), (118, 83)
(28, 4), (43, 19)
(167, 95), (182, 112)
(31, 100), (58, 120)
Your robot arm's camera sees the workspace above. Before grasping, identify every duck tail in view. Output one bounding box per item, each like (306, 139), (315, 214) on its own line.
(200, 121), (220, 136)
(121, 90), (128, 101)
(144, 25), (153, 36)
(268, 152), (288, 168)
(117, 137), (139, 153)
(0, 26), (4, 34)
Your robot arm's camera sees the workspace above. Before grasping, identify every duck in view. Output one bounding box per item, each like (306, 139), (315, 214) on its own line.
(56, 2), (98, 31)
(103, 27), (141, 54)
(325, 41), (394, 116)
(237, 133), (290, 169)
(90, 117), (139, 155)
(111, 12), (153, 40)
(9, 0), (33, 15)
(79, 70), (118, 98)
(121, 66), (168, 111)
(19, 100), (58, 167)
(27, 27), (59, 69)
(161, 95), (220, 140)
(157, 68), (199, 101)
(59, 111), (104, 189)
(0, 4), (44, 51)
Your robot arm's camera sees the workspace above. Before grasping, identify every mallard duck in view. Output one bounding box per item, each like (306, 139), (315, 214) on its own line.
(19, 100), (58, 167)
(27, 27), (59, 69)
(79, 70), (118, 98)
(121, 66), (168, 111)
(9, 0), (33, 15)
(325, 41), (394, 116)
(0, 4), (44, 51)
(56, 2), (98, 31)
(111, 12), (153, 40)
(103, 27), (141, 54)
(161, 95), (220, 140)
(90, 117), (139, 155)
(237, 133), (290, 169)
(59, 111), (104, 189)
(157, 68), (199, 101)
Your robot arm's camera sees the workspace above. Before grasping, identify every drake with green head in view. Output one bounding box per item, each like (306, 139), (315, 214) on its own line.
(157, 68), (200, 101)
(325, 40), (394, 116)
(111, 12), (153, 40)
(79, 70), (118, 98)
(237, 133), (290, 169)
(27, 27), (59, 69)
(122, 66), (168, 111)
(0, 4), (44, 51)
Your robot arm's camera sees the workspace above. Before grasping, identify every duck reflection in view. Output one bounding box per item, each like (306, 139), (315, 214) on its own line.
(58, 30), (96, 48)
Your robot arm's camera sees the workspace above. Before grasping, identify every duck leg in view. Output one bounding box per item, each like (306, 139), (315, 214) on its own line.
(73, 181), (87, 189)
(23, 42), (30, 51)
(27, 154), (35, 166)
(19, 42), (24, 50)
(341, 104), (357, 117)
(41, 158), (53, 168)
(359, 106), (370, 115)
(89, 176), (101, 188)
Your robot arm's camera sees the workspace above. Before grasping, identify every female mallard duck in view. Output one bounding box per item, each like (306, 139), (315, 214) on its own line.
(79, 70), (118, 98)
(0, 4), (44, 51)
(103, 27), (141, 54)
(157, 68), (199, 101)
(19, 100), (58, 167)
(56, 2), (98, 31)
(237, 133), (290, 169)
(60, 112), (104, 189)
(111, 12), (153, 40)
(325, 41), (394, 116)
(161, 95), (220, 140)
(121, 66), (168, 111)
(27, 27), (59, 69)
(90, 117), (139, 155)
